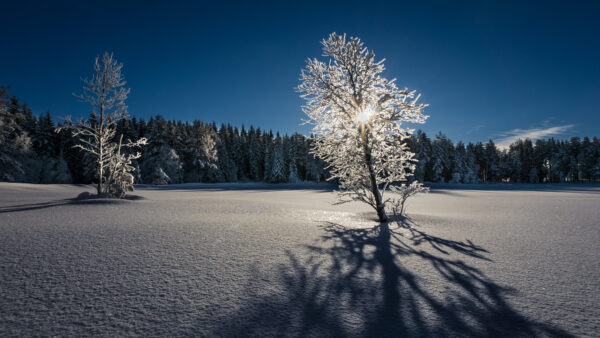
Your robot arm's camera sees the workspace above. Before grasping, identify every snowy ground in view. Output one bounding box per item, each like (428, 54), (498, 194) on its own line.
(1, 182), (599, 337)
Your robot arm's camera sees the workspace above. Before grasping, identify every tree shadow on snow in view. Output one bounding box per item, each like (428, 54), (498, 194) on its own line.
(0, 192), (144, 213)
(208, 215), (572, 337)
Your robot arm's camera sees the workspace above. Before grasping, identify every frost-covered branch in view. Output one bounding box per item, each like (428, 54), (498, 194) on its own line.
(387, 181), (430, 216)
(104, 134), (147, 198)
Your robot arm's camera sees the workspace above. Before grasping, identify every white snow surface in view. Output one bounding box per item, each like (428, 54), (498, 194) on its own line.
(1, 182), (599, 337)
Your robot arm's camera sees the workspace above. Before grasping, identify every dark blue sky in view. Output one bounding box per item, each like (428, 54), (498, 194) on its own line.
(2, 0), (599, 145)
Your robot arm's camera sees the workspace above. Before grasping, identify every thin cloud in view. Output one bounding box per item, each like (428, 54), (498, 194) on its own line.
(465, 124), (485, 135)
(495, 124), (575, 149)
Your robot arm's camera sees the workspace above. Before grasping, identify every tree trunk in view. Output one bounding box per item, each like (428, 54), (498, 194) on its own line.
(362, 127), (388, 223)
(97, 142), (103, 195)
(97, 104), (104, 195)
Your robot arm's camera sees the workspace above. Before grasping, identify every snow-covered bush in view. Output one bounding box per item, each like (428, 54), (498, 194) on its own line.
(388, 181), (429, 216)
(104, 135), (145, 197)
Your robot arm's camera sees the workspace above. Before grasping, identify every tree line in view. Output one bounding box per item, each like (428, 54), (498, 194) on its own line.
(410, 130), (600, 183)
(1, 87), (599, 185)
(0, 87), (325, 184)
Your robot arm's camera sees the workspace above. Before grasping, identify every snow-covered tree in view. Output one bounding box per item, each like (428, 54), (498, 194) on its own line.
(286, 137), (300, 183)
(412, 130), (431, 182)
(140, 116), (182, 184)
(451, 142), (467, 183)
(0, 88), (33, 182)
(593, 157), (600, 180)
(181, 122), (218, 182)
(247, 126), (264, 181)
(298, 33), (428, 222)
(483, 140), (500, 182)
(263, 134), (273, 182)
(62, 52), (147, 196)
(270, 135), (287, 183)
(196, 131), (219, 179)
(54, 150), (73, 183)
(215, 124), (237, 182)
(431, 133), (453, 183)
(463, 145), (480, 183)
(305, 135), (325, 182)
(142, 144), (183, 184)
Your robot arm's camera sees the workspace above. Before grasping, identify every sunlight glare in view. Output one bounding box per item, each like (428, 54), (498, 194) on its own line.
(356, 106), (375, 124)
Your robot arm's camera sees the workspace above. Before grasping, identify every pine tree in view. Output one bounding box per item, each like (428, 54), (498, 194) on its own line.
(431, 133), (452, 183)
(262, 131), (274, 182)
(483, 140), (499, 182)
(247, 126), (263, 181)
(141, 116), (182, 184)
(286, 134), (302, 183)
(270, 134), (287, 183)
(0, 87), (33, 182)
(215, 124), (236, 182)
(463, 144), (479, 183)
(412, 130), (431, 182)
(451, 142), (466, 183)
(32, 112), (61, 183)
(54, 150), (72, 183)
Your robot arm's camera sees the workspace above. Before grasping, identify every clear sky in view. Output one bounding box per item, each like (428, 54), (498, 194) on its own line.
(2, 0), (599, 145)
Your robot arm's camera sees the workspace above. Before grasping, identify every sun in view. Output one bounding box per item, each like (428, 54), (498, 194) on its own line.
(356, 106), (375, 124)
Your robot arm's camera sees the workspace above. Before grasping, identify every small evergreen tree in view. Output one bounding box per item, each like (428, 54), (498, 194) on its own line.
(270, 135), (287, 183)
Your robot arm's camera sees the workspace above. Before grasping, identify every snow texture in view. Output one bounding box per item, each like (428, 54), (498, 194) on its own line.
(0, 183), (599, 337)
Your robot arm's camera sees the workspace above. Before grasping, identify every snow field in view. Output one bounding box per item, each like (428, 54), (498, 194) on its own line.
(0, 183), (598, 337)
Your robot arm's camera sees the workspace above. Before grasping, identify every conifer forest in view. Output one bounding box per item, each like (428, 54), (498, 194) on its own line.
(2, 87), (599, 186)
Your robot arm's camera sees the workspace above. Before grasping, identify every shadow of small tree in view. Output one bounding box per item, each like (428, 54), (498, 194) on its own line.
(0, 192), (144, 213)
(209, 216), (573, 337)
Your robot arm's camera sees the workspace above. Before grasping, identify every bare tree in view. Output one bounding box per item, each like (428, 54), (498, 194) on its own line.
(298, 33), (428, 222)
(62, 52), (146, 196)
